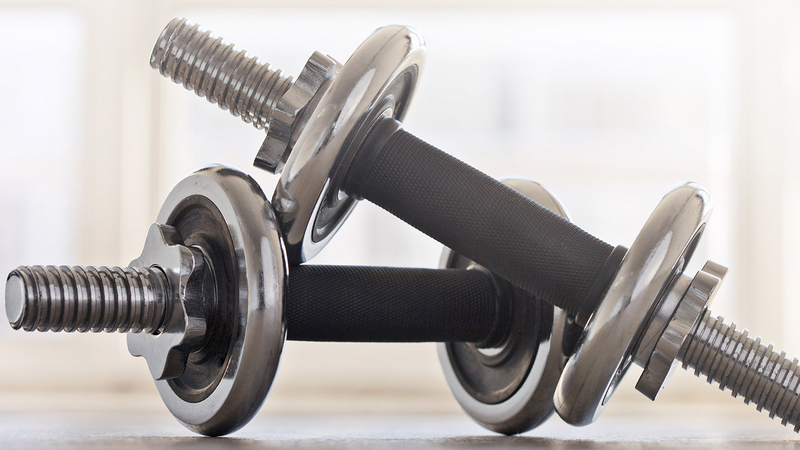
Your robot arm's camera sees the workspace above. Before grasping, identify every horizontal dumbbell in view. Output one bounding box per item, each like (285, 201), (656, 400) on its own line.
(152, 20), (800, 433)
(5, 165), (572, 437)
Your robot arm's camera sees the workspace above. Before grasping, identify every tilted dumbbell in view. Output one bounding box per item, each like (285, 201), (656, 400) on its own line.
(5, 165), (575, 436)
(153, 19), (800, 432)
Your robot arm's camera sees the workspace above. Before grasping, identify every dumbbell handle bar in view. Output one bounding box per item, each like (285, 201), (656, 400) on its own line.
(345, 117), (624, 322)
(6, 264), (503, 343)
(287, 265), (500, 342)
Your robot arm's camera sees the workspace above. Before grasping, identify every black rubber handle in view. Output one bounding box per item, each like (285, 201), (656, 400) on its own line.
(286, 265), (500, 342)
(344, 118), (616, 317)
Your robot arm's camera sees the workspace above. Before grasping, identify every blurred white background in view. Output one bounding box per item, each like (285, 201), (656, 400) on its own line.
(0, 0), (798, 424)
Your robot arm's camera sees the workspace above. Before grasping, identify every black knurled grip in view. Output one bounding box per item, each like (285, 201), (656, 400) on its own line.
(344, 118), (615, 317)
(286, 265), (499, 342)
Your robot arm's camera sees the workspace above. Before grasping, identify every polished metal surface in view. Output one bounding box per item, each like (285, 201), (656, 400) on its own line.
(635, 261), (727, 400)
(555, 183), (712, 426)
(151, 19), (425, 263)
(4, 275), (24, 326)
(438, 178), (569, 434)
(150, 164), (286, 436)
(680, 311), (800, 431)
(549, 181), (800, 433)
(3, 165), (286, 437)
(5, 265), (168, 333)
(632, 273), (692, 369)
(256, 52), (340, 173)
(127, 223), (209, 381)
(3, 224), (211, 381)
(150, 18), (343, 174)
(150, 18), (293, 130)
(273, 25), (425, 263)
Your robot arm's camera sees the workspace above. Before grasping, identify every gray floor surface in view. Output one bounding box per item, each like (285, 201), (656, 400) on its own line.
(1, 408), (798, 449)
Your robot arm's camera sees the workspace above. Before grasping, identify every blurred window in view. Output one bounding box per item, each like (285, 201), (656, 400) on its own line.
(0, 10), (83, 337)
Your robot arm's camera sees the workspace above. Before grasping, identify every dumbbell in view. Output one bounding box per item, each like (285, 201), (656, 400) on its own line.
(5, 165), (573, 436)
(151, 19), (614, 321)
(153, 20), (800, 432)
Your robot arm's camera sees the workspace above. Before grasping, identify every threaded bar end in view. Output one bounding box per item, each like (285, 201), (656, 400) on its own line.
(680, 311), (800, 431)
(5, 265), (169, 334)
(151, 17), (293, 130)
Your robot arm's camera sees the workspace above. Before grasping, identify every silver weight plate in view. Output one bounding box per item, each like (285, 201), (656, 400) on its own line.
(554, 182), (711, 426)
(149, 165), (286, 436)
(273, 25), (426, 264)
(437, 178), (571, 434)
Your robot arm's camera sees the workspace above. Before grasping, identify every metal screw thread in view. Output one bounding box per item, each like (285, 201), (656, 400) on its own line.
(679, 311), (800, 431)
(6, 265), (169, 334)
(151, 17), (293, 130)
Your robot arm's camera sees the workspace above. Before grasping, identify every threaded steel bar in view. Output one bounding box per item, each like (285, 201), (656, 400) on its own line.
(151, 17), (293, 130)
(5, 265), (169, 334)
(680, 311), (800, 431)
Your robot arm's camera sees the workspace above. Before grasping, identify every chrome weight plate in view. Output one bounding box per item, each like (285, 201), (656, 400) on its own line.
(554, 183), (711, 426)
(273, 25), (426, 264)
(438, 178), (571, 434)
(140, 165), (286, 436)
